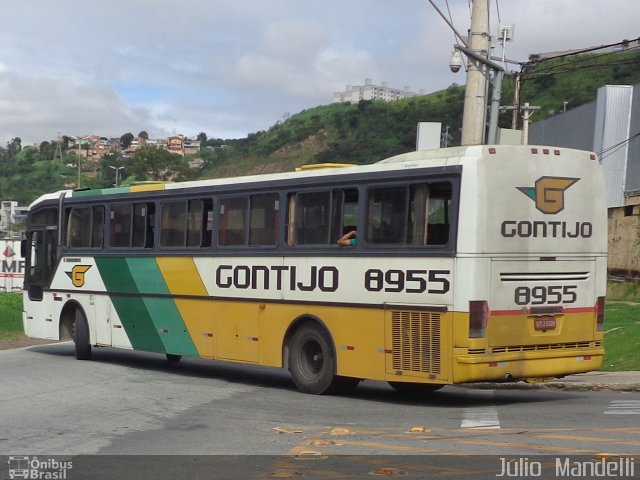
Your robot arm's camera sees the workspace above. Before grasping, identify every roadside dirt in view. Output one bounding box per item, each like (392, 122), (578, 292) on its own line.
(0, 337), (59, 350)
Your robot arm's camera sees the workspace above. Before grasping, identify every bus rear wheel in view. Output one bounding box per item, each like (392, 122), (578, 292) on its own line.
(73, 309), (92, 360)
(387, 381), (443, 395)
(289, 323), (342, 395)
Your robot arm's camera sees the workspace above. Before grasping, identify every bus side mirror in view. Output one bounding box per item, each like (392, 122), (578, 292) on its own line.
(20, 239), (27, 257)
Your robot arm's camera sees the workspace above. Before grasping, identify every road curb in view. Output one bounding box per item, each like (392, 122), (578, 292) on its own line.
(461, 381), (640, 393)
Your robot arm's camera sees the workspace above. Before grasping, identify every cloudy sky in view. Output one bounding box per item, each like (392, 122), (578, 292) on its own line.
(0, 0), (637, 146)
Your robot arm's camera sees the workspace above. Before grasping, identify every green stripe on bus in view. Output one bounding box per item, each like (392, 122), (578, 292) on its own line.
(126, 258), (199, 357)
(72, 187), (130, 197)
(94, 257), (165, 353)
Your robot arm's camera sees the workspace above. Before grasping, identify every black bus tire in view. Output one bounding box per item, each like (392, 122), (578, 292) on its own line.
(73, 308), (92, 360)
(166, 353), (182, 363)
(288, 323), (338, 395)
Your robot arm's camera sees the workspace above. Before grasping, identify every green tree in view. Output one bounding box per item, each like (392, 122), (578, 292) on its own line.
(120, 132), (135, 148)
(138, 131), (149, 140)
(6, 137), (21, 157)
(130, 146), (186, 181)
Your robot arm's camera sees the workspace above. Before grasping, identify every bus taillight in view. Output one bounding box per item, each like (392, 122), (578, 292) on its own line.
(469, 300), (489, 338)
(596, 296), (605, 332)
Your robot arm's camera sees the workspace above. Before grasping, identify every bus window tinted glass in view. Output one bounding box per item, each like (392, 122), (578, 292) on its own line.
(132, 203), (154, 248)
(110, 205), (132, 247)
(219, 197), (248, 246)
(425, 182), (451, 245)
(366, 187), (407, 244)
(187, 199), (213, 247)
(91, 207), (104, 248)
(366, 182), (451, 246)
(292, 191), (331, 245)
(249, 194), (279, 246)
(66, 207), (92, 248)
(161, 201), (186, 247)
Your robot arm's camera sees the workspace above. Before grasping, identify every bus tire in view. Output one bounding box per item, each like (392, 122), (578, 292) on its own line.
(387, 381), (443, 395)
(166, 353), (182, 363)
(288, 323), (339, 395)
(73, 308), (92, 360)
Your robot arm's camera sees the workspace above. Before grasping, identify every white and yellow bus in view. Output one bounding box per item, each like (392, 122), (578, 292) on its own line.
(22, 145), (607, 394)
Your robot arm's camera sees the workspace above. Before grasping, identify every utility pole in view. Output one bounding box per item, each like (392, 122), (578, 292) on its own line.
(461, 0), (490, 146)
(53, 132), (64, 163)
(520, 102), (540, 145)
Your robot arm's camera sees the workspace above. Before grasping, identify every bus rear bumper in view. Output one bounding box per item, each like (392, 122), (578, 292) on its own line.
(452, 348), (604, 384)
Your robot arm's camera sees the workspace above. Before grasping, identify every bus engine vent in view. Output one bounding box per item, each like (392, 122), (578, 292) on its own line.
(391, 311), (441, 375)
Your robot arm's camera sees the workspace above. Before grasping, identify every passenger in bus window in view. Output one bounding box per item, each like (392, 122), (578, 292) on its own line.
(338, 230), (357, 246)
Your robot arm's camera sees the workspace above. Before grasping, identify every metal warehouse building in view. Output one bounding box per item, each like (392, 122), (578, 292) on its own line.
(529, 83), (640, 275)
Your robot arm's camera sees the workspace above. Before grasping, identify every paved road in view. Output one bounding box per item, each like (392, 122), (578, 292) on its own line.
(1, 343), (638, 478)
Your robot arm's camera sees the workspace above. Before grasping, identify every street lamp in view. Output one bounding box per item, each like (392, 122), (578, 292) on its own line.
(109, 166), (124, 187)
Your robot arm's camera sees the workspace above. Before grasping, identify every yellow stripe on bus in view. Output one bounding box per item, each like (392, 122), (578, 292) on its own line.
(130, 183), (166, 192)
(156, 257), (214, 358)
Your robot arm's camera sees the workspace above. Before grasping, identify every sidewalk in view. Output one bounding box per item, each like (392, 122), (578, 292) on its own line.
(543, 371), (640, 392)
(465, 371), (640, 392)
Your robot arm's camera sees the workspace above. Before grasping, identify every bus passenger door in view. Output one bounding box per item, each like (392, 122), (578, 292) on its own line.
(23, 227), (57, 301)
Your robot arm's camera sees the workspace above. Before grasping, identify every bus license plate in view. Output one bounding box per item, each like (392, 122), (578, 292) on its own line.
(534, 316), (556, 330)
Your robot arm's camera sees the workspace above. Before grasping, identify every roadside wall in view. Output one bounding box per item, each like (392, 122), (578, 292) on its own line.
(0, 239), (25, 292)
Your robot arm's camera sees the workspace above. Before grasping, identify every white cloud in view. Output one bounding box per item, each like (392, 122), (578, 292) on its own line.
(0, 0), (638, 145)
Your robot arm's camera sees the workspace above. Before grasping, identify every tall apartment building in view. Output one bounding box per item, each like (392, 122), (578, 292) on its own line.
(0, 200), (28, 237)
(332, 78), (423, 104)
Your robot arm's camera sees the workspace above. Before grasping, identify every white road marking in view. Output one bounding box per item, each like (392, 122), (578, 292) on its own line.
(604, 400), (640, 415)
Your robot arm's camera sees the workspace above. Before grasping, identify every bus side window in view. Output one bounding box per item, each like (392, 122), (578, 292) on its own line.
(132, 203), (154, 248)
(218, 197), (248, 246)
(161, 201), (187, 247)
(331, 188), (359, 243)
(110, 205), (132, 248)
(66, 207), (91, 248)
(249, 194), (279, 246)
(288, 191), (331, 245)
(366, 187), (407, 244)
(187, 199), (213, 248)
(425, 182), (452, 246)
(91, 206), (105, 248)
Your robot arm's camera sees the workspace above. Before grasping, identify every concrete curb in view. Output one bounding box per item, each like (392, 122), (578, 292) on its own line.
(462, 371), (640, 392)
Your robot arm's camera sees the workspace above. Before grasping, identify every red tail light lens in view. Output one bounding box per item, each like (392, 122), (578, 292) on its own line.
(596, 296), (605, 332)
(469, 300), (489, 338)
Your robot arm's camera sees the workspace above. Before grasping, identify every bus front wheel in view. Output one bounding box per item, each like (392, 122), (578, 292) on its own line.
(288, 323), (338, 395)
(73, 309), (92, 360)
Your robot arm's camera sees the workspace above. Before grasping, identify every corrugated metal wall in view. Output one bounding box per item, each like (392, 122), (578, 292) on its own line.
(529, 83), (639, 208)
(594, 86), (633, 208)
(625, 85), (640, 192)
(529, 102), (596, 150)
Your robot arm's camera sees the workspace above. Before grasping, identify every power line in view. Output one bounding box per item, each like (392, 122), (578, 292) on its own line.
(598, 131), (640, 160)
(525, 37), (640, 70)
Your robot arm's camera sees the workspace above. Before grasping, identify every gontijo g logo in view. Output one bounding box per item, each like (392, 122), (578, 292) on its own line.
(517, 176), (579, 214)
(65, 265), (92, 287)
